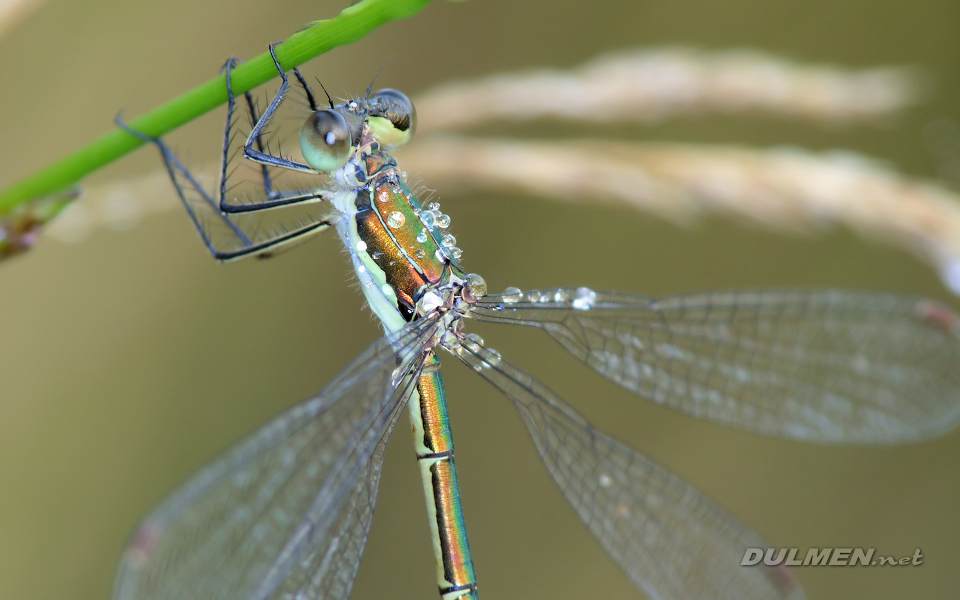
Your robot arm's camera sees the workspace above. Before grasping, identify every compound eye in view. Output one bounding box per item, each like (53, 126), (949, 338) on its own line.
(300, 109), (351, 172)
(367, 88), (417, 150)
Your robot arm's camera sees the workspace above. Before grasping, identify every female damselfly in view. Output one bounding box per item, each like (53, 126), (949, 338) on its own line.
(113, 44), (960, 600)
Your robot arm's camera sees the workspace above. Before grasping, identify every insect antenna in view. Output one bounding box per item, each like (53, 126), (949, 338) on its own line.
(365, 57), (392, 99)
(314, 77), (335, 109)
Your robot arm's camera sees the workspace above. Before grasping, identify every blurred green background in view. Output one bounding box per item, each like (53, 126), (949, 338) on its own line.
(1, 0), (959, 599)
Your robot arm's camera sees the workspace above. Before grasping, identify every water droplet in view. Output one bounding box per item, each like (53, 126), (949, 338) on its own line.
(599, 474), (612, 488)
(572, 287), (597, 311)
(502, 287), (522, 303)
(377, 189), (390, 203)
(428, 202), (440, 211)
(391, 366), (406, 386)
(387, 211), (405, 229)
(553, 289), (570, 302)
(371, 251), (382, 260)
(416, 249), (426, 258)
(436, 213), (451, 229)
(355, 240), (367, 252)
(451, 247), (462, 260)
(463, 273), (487, 301)
(416, 229), (428, 243)
(420, 211), (436, 230)
(442, 234), (457, 248)
(481, 348), (502, 368)
(464, 333), (484, 351)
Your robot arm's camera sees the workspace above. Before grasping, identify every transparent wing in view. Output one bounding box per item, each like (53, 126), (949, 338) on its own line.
(113, 315), (441, 600)
(470, 289), (960, 443)
(456, 341), (804, 600)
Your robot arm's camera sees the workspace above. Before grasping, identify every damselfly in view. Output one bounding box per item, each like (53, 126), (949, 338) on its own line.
(113, 44), (960, 600)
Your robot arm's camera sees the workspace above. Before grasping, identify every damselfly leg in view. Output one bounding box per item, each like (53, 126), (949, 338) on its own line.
(116, 52), (333, 261)
(240, 44), (323, 177)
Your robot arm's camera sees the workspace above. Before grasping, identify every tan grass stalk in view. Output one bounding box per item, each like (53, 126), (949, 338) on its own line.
(0, 0), (45, 39)
(396, 136), (960, 291)
(415, 47), (922, 134)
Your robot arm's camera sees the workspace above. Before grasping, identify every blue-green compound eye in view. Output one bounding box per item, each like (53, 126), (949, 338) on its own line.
(300, 109), (352, 172)
(367, 89), (417, 151)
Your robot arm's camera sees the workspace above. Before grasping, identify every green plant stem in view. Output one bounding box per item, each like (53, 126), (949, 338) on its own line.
(0, 0), (438, 214)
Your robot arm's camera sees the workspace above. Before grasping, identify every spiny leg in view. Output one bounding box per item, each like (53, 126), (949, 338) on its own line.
(241, 43), (318, 175)
(118, 114), (331, 260)
(220, 56), (330, 213)
(115, 113), (255, 260)
(242, 90), (278, 201)
(116, 90), (330, 260)
(292, 68), (320, 112)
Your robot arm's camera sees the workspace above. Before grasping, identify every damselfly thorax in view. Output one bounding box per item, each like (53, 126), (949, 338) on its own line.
(330, 130), (472, 332)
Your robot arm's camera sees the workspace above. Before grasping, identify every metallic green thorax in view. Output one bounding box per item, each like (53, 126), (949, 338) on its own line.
(349, 139), (463, 323)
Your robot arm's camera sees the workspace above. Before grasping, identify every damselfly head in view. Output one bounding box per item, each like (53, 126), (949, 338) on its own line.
(300, 89), (416, 171)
